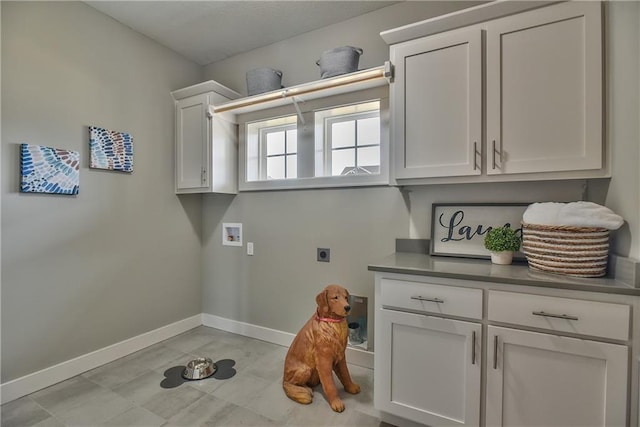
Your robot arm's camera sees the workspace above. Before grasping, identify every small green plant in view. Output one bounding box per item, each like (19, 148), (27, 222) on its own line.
(484, 226), (522, 252)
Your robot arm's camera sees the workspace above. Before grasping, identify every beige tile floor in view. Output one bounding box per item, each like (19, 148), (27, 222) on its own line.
(2, 326), (391, 427)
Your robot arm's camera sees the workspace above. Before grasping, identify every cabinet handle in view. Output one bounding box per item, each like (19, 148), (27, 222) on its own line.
(491, 140), (496, 169)
(472, 331), (476, 365)
(493, 335), (498, 369)
(473, 142), (480, 171)
(410, 296), (444, 304)
(532, 311), (579, 321)
(492, 140), (503, 170)
(202, 167), (207, 183)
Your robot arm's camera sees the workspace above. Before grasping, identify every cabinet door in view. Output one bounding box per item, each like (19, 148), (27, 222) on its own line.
(486, 2), (602, 175)
(176, 93), (210, 192)
(375, 308), (481, 426)
(392, 28), (482, 179)
(486, 326), (628, 427)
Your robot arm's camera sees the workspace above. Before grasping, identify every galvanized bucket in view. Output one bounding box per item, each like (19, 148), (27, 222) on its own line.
(316, 46), (363, 79)
(246, 67), (283, 96)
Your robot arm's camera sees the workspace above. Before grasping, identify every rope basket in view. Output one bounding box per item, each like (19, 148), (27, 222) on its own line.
(521, 222), (610, 278)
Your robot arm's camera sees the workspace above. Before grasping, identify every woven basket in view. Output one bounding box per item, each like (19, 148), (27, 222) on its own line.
(521, 222), (610, 278)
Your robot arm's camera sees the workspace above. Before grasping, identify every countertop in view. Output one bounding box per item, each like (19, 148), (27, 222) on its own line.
(368, 252), (640, 296)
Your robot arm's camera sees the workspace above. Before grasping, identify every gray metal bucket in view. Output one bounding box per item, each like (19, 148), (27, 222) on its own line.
(246, 67), (283, 96)
(316, 46), (363, 79)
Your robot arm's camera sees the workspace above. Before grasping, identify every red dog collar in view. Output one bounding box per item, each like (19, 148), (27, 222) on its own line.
(315, 315), (344, 323)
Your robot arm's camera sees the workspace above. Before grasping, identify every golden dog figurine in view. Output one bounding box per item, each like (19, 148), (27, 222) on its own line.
(283, 284), (361, 412)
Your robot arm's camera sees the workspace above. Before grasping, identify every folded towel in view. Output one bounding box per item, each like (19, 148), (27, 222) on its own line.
(523, 201), (624, 230)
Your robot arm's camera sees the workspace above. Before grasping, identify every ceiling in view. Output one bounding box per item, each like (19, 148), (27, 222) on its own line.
(85, 1), (400, 66)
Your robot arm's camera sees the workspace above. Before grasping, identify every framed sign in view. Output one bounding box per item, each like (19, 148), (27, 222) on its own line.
(431, 203), (529, 260)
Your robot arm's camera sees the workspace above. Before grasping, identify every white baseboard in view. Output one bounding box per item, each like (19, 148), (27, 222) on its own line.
(1, 313), (374, 405)
(0, 314), (202, 404)
(201, 313), (374, 369)
(202, 313), (296, 347)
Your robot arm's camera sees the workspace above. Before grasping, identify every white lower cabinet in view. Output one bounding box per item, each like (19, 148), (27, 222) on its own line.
(376, 309), (481, 426)
(375, 275), (634, 427)
(375, 278), (482, 426)
(486, 325), (628, 427)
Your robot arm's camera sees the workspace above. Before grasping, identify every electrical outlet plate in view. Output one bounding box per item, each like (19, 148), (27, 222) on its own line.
(317, 248), (330, 262)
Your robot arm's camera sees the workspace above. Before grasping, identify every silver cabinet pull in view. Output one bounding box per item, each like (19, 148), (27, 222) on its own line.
(532, 311), (579, 321)
(492, 139), (503, 170)
(493, 335), (498, 369)
(411, 296), (444, 304)
(473, 142), (480, 171)
(472, 331), (476, 365)
(202, 167), (207, 183)
(492, 140), (496, 169)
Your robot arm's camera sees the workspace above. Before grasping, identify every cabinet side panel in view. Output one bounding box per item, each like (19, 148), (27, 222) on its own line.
(176, 97), (207, 190)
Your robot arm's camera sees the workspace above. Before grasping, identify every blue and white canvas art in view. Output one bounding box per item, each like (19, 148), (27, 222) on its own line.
(20, 143), (80, 195)
(89, 126), (133, 172)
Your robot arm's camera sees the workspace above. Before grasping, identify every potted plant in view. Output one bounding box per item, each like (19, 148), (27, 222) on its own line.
(484, 226), (522, 265)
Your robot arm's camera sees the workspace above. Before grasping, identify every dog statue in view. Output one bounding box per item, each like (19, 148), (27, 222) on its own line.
(283, 284), (361, 412)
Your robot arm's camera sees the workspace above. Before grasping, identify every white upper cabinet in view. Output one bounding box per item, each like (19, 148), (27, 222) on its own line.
(486, 1), (603, 176)
(172, 81), (240, 194)
(384, 1), (606, 184)
(391, 28), (482, 179)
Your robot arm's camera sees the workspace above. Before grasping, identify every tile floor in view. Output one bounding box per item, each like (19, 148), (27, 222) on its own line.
(2, 326), (391, 426)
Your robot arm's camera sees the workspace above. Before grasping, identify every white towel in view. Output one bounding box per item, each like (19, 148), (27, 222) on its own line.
(523, 201), (624, 230)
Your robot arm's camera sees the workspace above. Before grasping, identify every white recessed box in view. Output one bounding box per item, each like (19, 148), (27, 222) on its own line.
(222, 223), (242, 246)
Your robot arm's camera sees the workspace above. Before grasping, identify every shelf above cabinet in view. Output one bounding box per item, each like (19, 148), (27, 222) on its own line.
(211, 62), (392, 115)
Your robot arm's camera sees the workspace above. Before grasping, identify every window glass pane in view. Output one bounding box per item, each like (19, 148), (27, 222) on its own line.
(331, 121), (355, 149)
(267, 156), (285, 180)
(332, 148), (355, 176)
(357, 117), (380, 146)
(286, 155), (297, 179)
(266, 131), (285, 155)
(357, 146), (380, 174)
(286, 129), (297, 153)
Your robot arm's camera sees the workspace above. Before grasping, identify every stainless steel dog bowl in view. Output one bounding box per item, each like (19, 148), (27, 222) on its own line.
(182, 357), (217, 380)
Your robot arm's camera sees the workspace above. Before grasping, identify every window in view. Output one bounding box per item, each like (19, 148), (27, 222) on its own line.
(315, 101), (380, 177)
(240, 90), (388, 190)
(246, 115), (297, 182)
(263, 125), (297, 180)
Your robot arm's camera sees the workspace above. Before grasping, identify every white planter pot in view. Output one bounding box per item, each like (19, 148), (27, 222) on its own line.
(491, 251), (514, 265)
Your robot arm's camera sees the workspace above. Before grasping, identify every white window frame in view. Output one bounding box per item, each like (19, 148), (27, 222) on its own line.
(238, 87), (389, 191)
(260, 123), (297, 180)
(323, 109), (380, 177)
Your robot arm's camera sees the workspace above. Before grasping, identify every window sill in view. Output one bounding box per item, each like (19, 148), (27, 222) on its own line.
(239, 174), (390, 192)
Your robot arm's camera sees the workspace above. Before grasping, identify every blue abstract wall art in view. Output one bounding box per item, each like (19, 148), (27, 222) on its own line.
(20, 143), (80, 195)
(89, 126), (133, 172)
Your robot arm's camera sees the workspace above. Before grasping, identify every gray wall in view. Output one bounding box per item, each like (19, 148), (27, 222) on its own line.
(201, 188), (409, 343)
(604, 1), (640, 259)
(205, 1), (485, 94)
(203, 0), (640, 342)
(1, 0), (638, 385)
(1, 2), (204, 382)
(201, 1), (482, 340)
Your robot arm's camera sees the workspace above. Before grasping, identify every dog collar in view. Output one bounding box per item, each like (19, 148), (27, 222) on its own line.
(315, 315), (344, 323)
